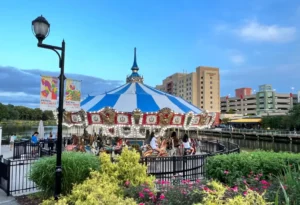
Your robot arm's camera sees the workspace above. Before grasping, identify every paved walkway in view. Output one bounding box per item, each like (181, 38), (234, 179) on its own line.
(0, 145), (13, 159)
(0, 190), (19, 205)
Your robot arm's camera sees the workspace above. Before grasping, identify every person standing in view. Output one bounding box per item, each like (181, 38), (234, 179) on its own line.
(31, 132), (39, 144)
(48, 132), (54, 151)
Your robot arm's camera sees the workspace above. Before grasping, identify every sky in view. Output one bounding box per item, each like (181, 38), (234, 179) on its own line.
(1, 0), (300, 107)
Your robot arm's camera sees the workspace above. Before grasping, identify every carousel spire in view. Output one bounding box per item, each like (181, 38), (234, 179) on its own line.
(126, 47), (144, 83)
(131, 47), (139, 72)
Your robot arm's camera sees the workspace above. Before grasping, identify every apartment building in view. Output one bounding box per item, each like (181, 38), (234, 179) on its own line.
(155, 66), (220, 113)
(221, 85), (298, 116)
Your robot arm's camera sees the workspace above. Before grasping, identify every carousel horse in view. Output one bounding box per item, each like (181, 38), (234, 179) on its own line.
(142, 138), (168, 157)
(65, 135), (79, 151)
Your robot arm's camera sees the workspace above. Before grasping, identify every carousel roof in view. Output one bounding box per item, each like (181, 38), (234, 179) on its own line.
(80, 48), (204, 114)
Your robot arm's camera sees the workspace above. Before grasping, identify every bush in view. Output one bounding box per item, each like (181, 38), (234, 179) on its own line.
(100, 148), (155, 187)
(29, 152), (100, 196)
(206, 151), (300, 185)
(195, 180), (271, 205)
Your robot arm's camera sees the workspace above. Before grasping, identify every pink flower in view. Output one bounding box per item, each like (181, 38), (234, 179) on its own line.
(231, 186), (238, 192)
(260, 180), (269, 186)
(125, 180), (130, 186)
(254, 177), (259, 181)
(159, 194), (165, 200)
(262, 186), (268, 189)
(224, 170), (229, 175)
(139, 203), (145, 205)
(243, 191), (248, 196)
(139, 192), (144, 198)
(196, 179), (201, 183)
(143, 188), (150, 192)
(148, 192), (154, 197)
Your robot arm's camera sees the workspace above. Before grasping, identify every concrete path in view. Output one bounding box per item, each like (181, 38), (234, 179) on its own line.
(0, 190), (19, 205)
(0, 145), (13, 159)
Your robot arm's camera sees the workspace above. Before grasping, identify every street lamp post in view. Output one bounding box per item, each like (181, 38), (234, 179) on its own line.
(32, 15), (65, 199)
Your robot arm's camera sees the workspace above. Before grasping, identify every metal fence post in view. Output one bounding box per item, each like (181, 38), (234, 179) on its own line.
(6, 160), (11, 196)
(172, 156), (176, 177)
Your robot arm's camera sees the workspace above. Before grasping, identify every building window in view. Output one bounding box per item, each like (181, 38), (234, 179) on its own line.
(210, 86), (212, 89)
(201, 77), (203, 79)
(210, 106), (213, 109)
(210, 77), (212, 79)
(201, 86), (203, 89)
(210, 101), (213, 104)
(201, 92), (203, 94)
(201, 96), (203, 99)
(210, 91), (213, 94)
(201, 81), (203, 84)
(201, 106), (203, 108)
(210, 96), (213, 99)
(210, 81), (212, 84)
(201, 101), (203, 104)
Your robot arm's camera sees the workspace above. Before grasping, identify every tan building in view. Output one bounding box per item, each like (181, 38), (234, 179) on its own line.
(155, 66), (220, 113)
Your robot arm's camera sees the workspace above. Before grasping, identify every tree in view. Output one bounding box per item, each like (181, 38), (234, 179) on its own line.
(0, 103), (9, 120)
(42, 110), (55, 121)
(227, 109), (235, 114)
(221, 118), (230, 124)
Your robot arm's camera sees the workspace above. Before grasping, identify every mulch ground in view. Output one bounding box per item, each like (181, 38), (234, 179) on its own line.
(15, 194), (44, 205)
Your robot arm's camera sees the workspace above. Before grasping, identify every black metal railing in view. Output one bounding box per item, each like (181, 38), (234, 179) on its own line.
(141, 140), (240, 181)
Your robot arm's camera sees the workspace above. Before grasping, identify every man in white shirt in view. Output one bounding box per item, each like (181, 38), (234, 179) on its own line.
(150, 134), (161, 154)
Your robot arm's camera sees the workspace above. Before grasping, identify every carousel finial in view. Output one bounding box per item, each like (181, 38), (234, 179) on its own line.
(131, 47), (139, 72)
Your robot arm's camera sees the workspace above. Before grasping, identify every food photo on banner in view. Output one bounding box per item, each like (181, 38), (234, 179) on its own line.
(64, 79), (81, 112)
(40, 76), (58, 111)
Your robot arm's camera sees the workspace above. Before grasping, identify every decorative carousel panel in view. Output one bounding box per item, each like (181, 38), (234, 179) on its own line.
(63, 110), (86, 126)
(142, 114), (158, 125)
(157, 108), (174, 126)
(116, 113), (132, 125)
(87, 113), (102, 125)
(170, 114), (185, 126)
(99, 107), (116, 126)
(200, 113), (209, 126)
(191, 115), (201, 126)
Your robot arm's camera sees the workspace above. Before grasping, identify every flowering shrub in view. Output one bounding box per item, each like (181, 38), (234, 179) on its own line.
(42, 171), (137, 205)
(206, 151), (300, 185)
(100, 148), (155, 187)
(196, 180), (272, 205)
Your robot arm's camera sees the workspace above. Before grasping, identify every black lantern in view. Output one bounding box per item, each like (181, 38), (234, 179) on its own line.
(32, 15), (50, 43)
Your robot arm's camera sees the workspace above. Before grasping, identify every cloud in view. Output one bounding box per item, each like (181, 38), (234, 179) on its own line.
(227, 50), (246, 65)
(0, 66), (123, 108)
(220, 63), (300, 96)
(236, 20), (296, 43)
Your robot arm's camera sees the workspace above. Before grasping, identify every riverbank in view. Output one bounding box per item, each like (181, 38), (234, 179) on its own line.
(0, 120), (56, 127)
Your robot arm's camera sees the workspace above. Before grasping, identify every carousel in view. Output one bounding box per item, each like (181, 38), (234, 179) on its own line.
(62, 48), (216, 157)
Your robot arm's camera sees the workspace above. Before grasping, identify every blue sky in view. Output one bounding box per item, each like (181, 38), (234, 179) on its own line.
(0, 0), (300, 107)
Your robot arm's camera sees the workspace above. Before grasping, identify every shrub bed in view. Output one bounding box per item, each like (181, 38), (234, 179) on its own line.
(29, 152), (100, 196)
(206, 151), (300, 185)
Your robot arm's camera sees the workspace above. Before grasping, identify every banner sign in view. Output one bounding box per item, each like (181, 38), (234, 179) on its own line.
(40, 76), (58, 111)
(64, 79), (81, 112)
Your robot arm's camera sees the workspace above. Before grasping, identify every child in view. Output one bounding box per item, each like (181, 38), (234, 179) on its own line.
(182, 134), (194, 155)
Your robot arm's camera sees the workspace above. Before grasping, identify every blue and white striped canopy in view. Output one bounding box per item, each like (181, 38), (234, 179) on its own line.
(81, 82), (203, 114)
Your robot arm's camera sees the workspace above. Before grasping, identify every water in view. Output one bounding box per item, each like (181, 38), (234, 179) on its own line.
(201, 135), (300, 153)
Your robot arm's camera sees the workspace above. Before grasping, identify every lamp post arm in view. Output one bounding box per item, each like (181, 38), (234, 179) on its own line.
(38, 43), (62, 68)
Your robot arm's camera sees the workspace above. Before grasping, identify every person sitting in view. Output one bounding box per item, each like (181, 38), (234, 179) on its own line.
(182, 134), (194, 155)
(149, 132), (161, 154)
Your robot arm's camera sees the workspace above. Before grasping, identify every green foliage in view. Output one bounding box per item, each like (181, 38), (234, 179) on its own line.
(42, 172), (137, 205)
(29, 152), (99, 196)
(206, 151), (300, 186)
(261, 104), (300, 130)
(194, 181), (271, 205)
(274, 164), (300, 205)
(0, 103), (55, 121)
(101, 148), (155, 187)
(227, 109), (235, 114)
